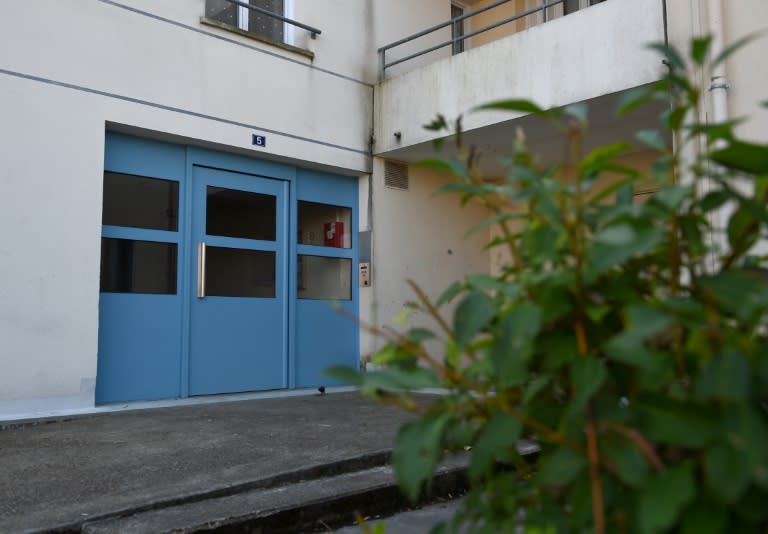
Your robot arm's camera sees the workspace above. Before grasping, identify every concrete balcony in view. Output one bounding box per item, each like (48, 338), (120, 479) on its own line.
(374, 0), (667, 168)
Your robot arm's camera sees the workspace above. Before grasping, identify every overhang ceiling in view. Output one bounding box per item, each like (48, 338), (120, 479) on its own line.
(376, 87), (670, 178)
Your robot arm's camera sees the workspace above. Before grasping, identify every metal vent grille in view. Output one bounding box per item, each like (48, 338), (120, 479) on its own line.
(384, 161), (409, 191)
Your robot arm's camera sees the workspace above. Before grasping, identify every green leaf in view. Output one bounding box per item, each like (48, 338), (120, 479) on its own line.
(453, 291), (495, 348)
(699, 270), (768, 324)
(435, 281), (463, 308)
(564, 102), (588, 125)
(663, 105), (689, 131)
(393, 411), (453, 501)
(465, 274), (507, 293)
(727, 206), (759, 254)
(637, 462), (696, 534)
(536, 446), (587, 486)
(404, 328), (437, 344)
(323, 365), (361, 385)
(491, 303), (543, 387)
(371, 343), (415, 366)
(616, 86), (652, 116)
(705, 443), (751, 503)
(636, 129), (668, 151)
(465, 212), (523, 237)
(523, 374), (551, 405)
(696, 348), (751, 402)
(580, 142), (632, 174)
(684, 120), (740, 142)
(647, 42), (686, 70)
(722, 405), (768, 489)
(594, 223), (635, 246)
(605, 437), (650, 487)
(588, 222), (664, 276)
(469, 412), (523, 479)
(652, 184), (690, 210)
(710, 140), (768, 174)
(361, 366), (441, 392)
(475, 99), (550, 116)
(569, 357), (607, 410)
(699, 190), (729, 212)
(680, 499), (728, 534)
(713, 31), (766, 66)
(636, 396), (717, 447)
(691, 35), (713, 65)
(423, 114), (448, 131)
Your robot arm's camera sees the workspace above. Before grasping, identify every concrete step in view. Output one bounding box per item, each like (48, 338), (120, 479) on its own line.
(80, 455), (468, 534)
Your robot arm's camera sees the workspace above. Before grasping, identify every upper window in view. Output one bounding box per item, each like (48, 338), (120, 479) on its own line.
(564, 0), (606, 15)
(451, 3), (466, 55)
(205, 0), (289, 43)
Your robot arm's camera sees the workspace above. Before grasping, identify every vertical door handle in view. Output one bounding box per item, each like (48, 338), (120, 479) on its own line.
(197, 242), (207, 298)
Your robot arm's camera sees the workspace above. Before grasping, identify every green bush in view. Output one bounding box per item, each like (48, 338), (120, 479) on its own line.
(330, 37), (768, 533)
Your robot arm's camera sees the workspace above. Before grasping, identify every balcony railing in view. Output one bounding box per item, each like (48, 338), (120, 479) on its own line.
(379, 0), (566, 78)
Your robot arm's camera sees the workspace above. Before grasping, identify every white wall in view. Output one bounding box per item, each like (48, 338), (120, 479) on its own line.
(375, 0), (665, 153)
(372, 0), (452, 79)
(0, 1), (373, 173)
(0, 0), (379, 406)
(0, 79), (105, 401)
(365, 159), (491, 356)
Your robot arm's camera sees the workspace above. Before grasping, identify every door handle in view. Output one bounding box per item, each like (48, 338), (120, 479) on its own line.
(197, 242), (207, 298)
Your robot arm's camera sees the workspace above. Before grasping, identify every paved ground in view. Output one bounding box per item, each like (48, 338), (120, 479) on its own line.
(0, 392), (422, 533)
(335, 499), (465, 533)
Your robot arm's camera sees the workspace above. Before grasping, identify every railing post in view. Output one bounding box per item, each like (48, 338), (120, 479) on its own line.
(543, 3), (549, 22)
(379, 48), (386, 80)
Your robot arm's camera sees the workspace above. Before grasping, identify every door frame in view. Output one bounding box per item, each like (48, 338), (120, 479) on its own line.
(99, 133), (359, 402)
(178, 146), (298, 397)
(187, 165), (290, 395)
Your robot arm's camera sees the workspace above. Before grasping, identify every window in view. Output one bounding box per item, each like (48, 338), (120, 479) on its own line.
(451, 3), (466, 55)
(564, 0), (606, 15)
(101, 172), (180, 295)
(205, 0), (291, 43)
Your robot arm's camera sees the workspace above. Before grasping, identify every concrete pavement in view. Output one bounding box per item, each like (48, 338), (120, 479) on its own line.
(0, 392), (467, 533)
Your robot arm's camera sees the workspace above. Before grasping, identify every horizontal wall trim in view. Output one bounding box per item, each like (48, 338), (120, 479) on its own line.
(0, 67), (370, 157)
(97, 0), (373, 89)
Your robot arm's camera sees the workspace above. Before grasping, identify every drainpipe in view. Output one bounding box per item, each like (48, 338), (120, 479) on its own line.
(707, 0), (729, 129)
(706, 0), (731, 266)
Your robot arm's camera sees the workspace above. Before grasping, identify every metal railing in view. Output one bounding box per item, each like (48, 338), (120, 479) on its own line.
(223, 0), (321, 38)
(379, 0), (565, 78)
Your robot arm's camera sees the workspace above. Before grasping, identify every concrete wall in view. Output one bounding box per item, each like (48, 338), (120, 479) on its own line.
(375, 0), (665, 154)
(364, 160), (491, 356)
(373, 0), (453, 79)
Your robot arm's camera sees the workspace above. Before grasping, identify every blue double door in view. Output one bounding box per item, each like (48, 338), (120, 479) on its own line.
(96, 135), (357, 404)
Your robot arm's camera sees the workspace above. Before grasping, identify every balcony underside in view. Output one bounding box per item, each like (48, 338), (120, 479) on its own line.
(376, 87), (670, 178)
(375, 0), (667, 170)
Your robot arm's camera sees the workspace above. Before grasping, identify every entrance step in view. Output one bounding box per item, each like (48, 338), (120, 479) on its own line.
(81, 455), (468, 534)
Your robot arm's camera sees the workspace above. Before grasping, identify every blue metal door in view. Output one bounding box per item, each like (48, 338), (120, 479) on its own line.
(96, 136), (186, 404)
(188, 166), (288, 395)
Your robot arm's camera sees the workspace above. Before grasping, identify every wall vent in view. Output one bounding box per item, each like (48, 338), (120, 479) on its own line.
(384, 161), (409, 191)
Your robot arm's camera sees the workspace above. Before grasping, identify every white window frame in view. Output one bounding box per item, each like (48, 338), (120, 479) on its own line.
(236, 0), (294, 44)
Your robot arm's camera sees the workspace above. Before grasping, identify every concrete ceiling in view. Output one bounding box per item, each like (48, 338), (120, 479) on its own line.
(376, 86), (671, 178)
